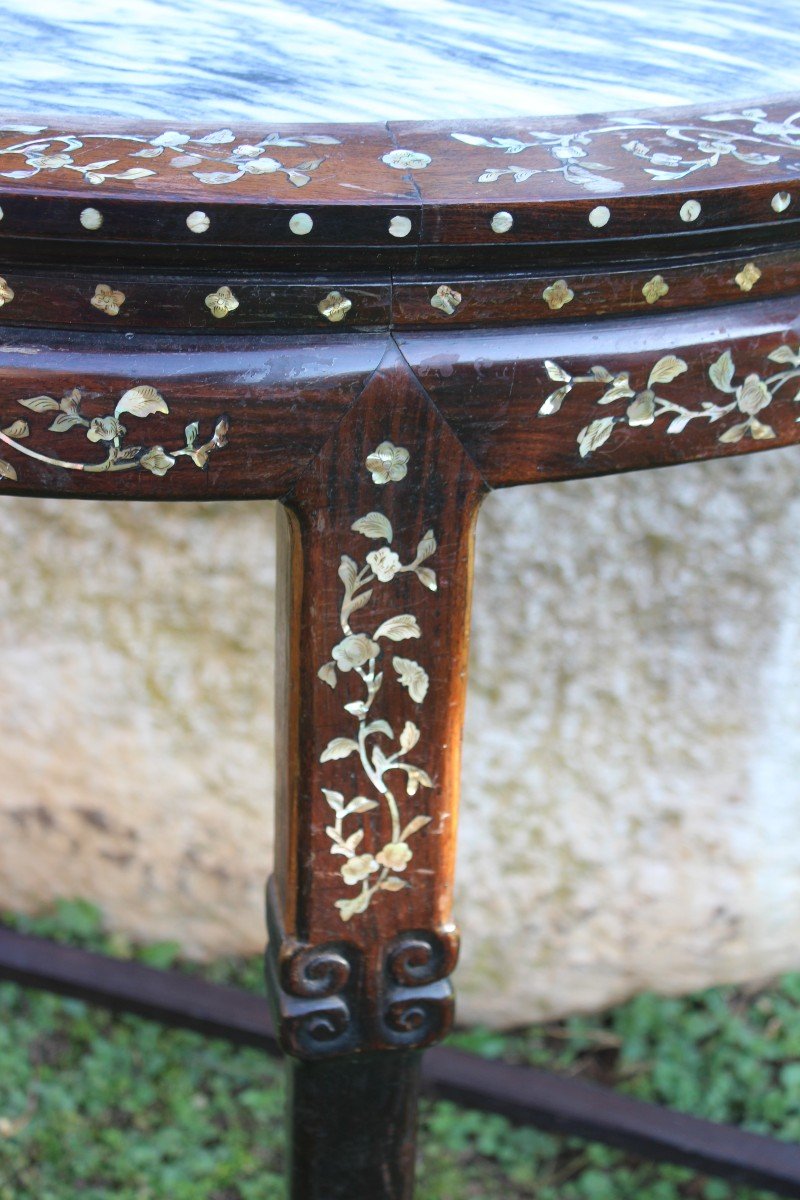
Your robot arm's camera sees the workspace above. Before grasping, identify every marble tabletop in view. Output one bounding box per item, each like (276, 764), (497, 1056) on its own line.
(0, 0), (798, 125)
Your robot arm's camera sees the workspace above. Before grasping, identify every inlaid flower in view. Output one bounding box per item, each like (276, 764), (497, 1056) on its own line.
(232, 144), (263, 158)
(366, 547), (402, 582)
(735, 263), (762, 293)
(642, 275), (669, 304)
(86, 415), (126, 443)
(376, 842), (413, 872)
(381, 149), (431, 170)
(542, 279), (574, 310)
(0, 276), (14, 307)
(332, 633), (380, 672)
(241, 156), (281, 175)
(365, 441), (410, 485)
(205, 286), (239, 319)
(26, 152), (72, 169)
(393, 656), (429, 703)
(626, 391), (656, 427)
(736, 374), (771, 415)
(341, 854), (379, 885)
(139, 446), (176, 476)
(90, 284), (126, 316)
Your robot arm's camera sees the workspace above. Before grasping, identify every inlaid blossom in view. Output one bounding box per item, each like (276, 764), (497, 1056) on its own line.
(642, 275), (669, 304)
(736, 374), (771, 415)
(139, 446), (175, 476)
(393, 656), (429, 703)
(376, 842), (413, 872)
(0, 277), (14, 307)
(205, 286), (239, 319)
(735, 263), (762, 293)
(365, 441), (410, 485)
(626, 391), (656, 427)
(366, 547), (402, 582)
(87, 415), (126, 443)
(332, 633), (380, 672)
(341, 854), (379, 885)
(542, 279), (574, 311)
(26, 152), (72, 169)
(90, 284), (126, 316)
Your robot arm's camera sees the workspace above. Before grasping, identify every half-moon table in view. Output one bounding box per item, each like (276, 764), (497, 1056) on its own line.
(2, 2), (800, 1197)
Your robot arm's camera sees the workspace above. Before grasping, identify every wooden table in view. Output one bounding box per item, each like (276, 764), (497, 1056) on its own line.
(2, 3), (800, 1196)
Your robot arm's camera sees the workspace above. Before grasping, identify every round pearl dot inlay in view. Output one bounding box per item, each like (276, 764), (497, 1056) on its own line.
(0, 205), (4, 222)
(772, 191), (792, 214)
(491, 210), (513, 234)
(680, 199), (701, 223)
(80, 207), (103, 231)
(389, 215), (412, 238)
(187, 210), (210, 234)
(289, 212), (313, 235)
(589, 205), (610, 228)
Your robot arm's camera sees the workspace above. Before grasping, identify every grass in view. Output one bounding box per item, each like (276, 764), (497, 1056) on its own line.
(0, 899), (798, 1198)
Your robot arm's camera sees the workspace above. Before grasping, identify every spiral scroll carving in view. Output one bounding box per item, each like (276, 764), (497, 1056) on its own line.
(379, 929), (458, 1050)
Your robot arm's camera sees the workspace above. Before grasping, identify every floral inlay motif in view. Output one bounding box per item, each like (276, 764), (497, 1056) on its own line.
(0, 124), (341, 188)
(90, 284), (125, 315)
(0, 277), (14, 307)
(542, 279), (574, 310)
(317, 442), (438, 922)
(451, 107), (800, 194)
(0, 385), (229, 483)
(537, 346), (800, 458)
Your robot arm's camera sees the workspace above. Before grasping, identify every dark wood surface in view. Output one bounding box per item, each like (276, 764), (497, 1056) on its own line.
(2, 90), (800, 1199)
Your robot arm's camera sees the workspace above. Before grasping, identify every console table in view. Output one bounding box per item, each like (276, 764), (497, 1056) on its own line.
(2, 3), (800, 1197)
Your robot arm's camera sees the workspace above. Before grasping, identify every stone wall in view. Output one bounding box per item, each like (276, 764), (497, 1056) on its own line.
(2, 445), (800, 1025)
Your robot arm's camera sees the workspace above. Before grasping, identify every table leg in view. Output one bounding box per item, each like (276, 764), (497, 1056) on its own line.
(266, 346), (487, 1198)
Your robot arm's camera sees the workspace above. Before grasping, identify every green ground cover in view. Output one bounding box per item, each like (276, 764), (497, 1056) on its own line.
(0, 899), (797, 1199)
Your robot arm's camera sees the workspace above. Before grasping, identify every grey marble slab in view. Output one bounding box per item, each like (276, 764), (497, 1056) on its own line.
(0, 0), (797, 124)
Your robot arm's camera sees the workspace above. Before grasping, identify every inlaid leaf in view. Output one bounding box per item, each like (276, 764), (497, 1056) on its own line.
(451, 133), (493, 147)
(344, 796), (380, 815)
(399, 721), (420, 753)
(768, 345), (799, 365)
(750, 417), (776, 440)
(577, 416), (615, 458)
(169, 154), (204, 168)
(415, 530), (436, 563)
(318, 662), (337, 688)
(115, 386), (169, 420)
(539, 386), (569, 416)
(303, 134), (341, 145)
(1, 420), (28, 438)
(294, 158), (324, 172)
(112, 168), (157, 180)
(0, 459), (17, 481)
(401, 815), (432, 840)
(666, 412), (695, 434)
(477, 168), (506, 183)
(415, 566), (437, 592)
(598, 375), (634, 404)
(48, 413), (85, 433)
(192, 170), (243, 185)
(195, 129), (236, 144)
(18, 394), (59, 412)
(132, 147), (164, 158)
(380, 877), (407, 892)
(719, 422), (749, 443)
(320, 737), (359, 762)
(344, 830), (363, 851)
(374, 614), (421, 642)
(709, 350), (736, 393)
(648, 355), (688, 387)
(344, 700), (368, 718)
(285, 170), (311, 187)
(545, 360), (571, 383)
(365, 719), (393, 739)
(393, 657), (429, 703)
(338, 555), (358, 590)
(322, 789), (344, 813)
(351, 512), (393, 541)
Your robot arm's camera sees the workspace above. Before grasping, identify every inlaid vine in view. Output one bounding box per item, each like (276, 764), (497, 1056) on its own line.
(0, 384), (228, 482)
(452, 106), (800, 194)
(537, 344), (800, 458)
(317, 441), (437, 922)
(0, 123), (341, 188)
